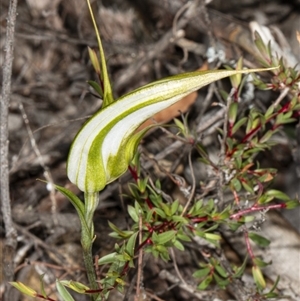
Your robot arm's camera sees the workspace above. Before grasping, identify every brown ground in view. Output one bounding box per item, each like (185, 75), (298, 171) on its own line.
(1, 0), (300, 301)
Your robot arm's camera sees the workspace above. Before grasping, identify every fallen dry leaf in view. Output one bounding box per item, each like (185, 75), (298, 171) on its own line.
(138, 63), (208, 131)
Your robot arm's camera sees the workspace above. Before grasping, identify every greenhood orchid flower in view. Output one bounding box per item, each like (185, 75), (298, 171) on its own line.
(67, 67), (275, 193)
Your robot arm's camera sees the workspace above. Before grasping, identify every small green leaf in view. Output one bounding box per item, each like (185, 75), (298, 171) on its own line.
(125, 232), (138, 257)
(60, 280), (90, 294)
(241, 180), (254, 194)
(233, 255), (248, 278)
(154, 208), (166, 218)
(253, 257), (272, 268)
(213, 273), (230, 288)
(108, 221), (133, 238)
(155, 230), (176, 245)
(171, 199), (179, 215)
(39, 274), (47, 298)
(160, 202), (171, 216)
(231, 178), (242, 192)
(88, 47), (101, 75)
(265, 189), (291, 201)
(267, 275), (280, 294)
(228, 102), (238, 125)
(171, 215), (189, 223)
(10, 282), (37, 297)
(198, 275), (213, 290)
(193, 267), (210, 278)
(249, 232), (270, 247)
(56, 280), (76, 301)
(173, 239), (185, 251)
(98, 252), (117, 265)
(231, 117), (247, 135)
(230, 57), (244, 88)
(259, 130), (274, 143)
(265, 105), (275, 118)
(128, 205), (139, 223)
(87, 80), (103, 98)
(174, 118), (185, 133)
(252, 266), (266, 289)
(215, 265), (228, 278)
(177, 232), (191, 242)
(204, 233), (221, 241)
(286, 200), (300, 209)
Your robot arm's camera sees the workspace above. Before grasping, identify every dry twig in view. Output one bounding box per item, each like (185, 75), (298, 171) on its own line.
(0, 0), (19, 299)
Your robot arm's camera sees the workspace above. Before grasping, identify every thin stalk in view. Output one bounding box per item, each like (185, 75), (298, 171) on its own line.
(82, 192), (100, 300)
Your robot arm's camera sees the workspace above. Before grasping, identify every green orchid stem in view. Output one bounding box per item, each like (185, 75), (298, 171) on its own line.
(82, 192), (100, 300)
(82, 244), (99, 300)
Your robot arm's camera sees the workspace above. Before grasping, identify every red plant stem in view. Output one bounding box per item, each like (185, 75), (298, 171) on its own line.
(230, 203), (286, 220)
(35, 294), (56, 301)
(241, 124), (261, 143)
(244, 230), (255, 261)
(128, 165), (138, 181)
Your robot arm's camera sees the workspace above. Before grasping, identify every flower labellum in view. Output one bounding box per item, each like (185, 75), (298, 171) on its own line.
(67, 67), (274, 193)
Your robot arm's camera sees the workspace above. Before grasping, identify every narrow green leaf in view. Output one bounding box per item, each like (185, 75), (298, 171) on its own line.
(56, 280), (76, 301)
(128, 205), (139, 223)
(232, 57), (244, 88)
(231, 178), (242, 192)
(233, 255), (248, 278)
(60, 280), (90, 294)
(286, 200), (300, 209)
(215, 265), (228, 278)
(252, 266), (266, 289)
(198, 275), (213, 290)
(51, 183), (91, 247)
(249, 232), (270, 247)
(204, 233), (221, 241)
(87, 80), (103, 98)
(171, 199), (179, 215)
(160, 202), (171, 216)
(241, 181), (254, 194)
(213, 273), (230, 288)
(156, 230), (176, 244)
(39, 274), (47, 298)
(228, 102), (238, 125)
(193, 267), (210, 278)
(253, 257), (272, 268)
(231, 117), (247, 135)
(154, 208), (166, 218)
(173, 239), (185, 251)
(10, 282), (36, 297)
(125, 232), (138, 257)
(265, 189), (291, 201)
(98, 252), (117, 265)
(88, 47), (101, 75)
(177, 232), (191, 242)
(267, 275), (280, 294)
(108, 221), (133, 238)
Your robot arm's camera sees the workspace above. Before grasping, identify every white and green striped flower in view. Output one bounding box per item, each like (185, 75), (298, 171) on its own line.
(67, 68), (275, 193)
(67, 0), (275, 193)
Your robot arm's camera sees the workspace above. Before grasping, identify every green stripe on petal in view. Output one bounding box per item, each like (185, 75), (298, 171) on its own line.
(67, 67), (277, 192)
